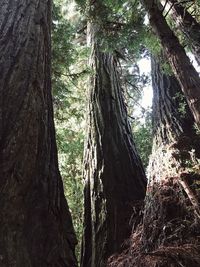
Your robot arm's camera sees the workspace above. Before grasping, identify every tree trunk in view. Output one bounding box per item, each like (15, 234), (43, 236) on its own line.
(141, 54), (200, 266)
(107, 54), (200, 267)
(168, 0), (200, 65)
(81, 21), (147, 267)
(0, 1), (77, 266)
(142, 0), (200, 128)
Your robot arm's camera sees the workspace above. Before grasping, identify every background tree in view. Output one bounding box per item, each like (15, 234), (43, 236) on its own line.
(52, 0), (152, 261)
(142, 0), (200, 128)
(168, 0), (200, 64)
(108, 52), (200, 267)
(0, 0), (77, 266)
(81, 1), (147, 266)
(141, 54), (200, 266)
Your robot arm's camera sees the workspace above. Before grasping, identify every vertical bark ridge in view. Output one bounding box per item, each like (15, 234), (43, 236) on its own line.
(148, 54), (200, 183)
(168, 0), (200, 65)
(142, 0), (200, 128)
(81, 22), (147, 267)
(106, 54), (200, 267)
(141, 54), (200, 266)
(0, 1), (77, 266)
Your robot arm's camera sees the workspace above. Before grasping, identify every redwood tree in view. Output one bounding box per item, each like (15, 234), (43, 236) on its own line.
(81, 5), (147, 267)
(142, 0), (200, 128)
(108, 54), (200, 267)
(168, 0), (200, 64)
(0, 1), (77, 266)
(141, 54), (200, 266)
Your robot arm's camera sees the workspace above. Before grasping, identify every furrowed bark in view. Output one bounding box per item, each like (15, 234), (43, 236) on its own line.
(142, 54), (200, 266)
(0, 1), (77, 266)
(168, 0), (200, 65)
(148, 53), (200, 194)
(142, 0), (200, 128)
(81, 20), (147, 267)
(107, 54), (200, 267)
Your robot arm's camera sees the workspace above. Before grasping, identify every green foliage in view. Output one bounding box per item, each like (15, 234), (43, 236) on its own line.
(144, 31), (161, 56)
(56, 117), (84, 260)
(74, 0), (87, 11)
(194, 123), (200, 136)
(52, 0), (87, 261)
(52, 1), (75, 72)
(132, 110), (153, 169)
(99, 0), (146, 54)
(173, 92), (187, 118)
(161, 60), (173, 75)
(54, 71), (86, 259)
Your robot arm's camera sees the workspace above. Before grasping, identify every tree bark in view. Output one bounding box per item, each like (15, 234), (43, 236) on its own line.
(107, 54), (200, 267)
(142, 0), (200, 128)
(81, 20), (147, 267)
(168, 0), (200, 65)
(148, 52), (200, 199)
(0, 1), (77, 266)
(141, 54), (200, 266)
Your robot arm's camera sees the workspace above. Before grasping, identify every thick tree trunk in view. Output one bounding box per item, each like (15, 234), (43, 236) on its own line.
(0, 1), (77, 266)
(107, 54), (200, 267)
(141, 55), (200, 266)
(142, 0), (200, 128)
(81, 21), (147, 267)
(168, 0), (200, 65)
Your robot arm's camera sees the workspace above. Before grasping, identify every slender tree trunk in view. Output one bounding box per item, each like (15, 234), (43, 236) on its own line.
(81, 20), (147, 267)
(142, 0), (200, 128)
(168, 0), (200, 64)
(141, 54), (200, 266)
(0, 1), (77, 266)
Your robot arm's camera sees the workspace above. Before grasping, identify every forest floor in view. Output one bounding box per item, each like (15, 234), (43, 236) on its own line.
(108, 179), (200, 267)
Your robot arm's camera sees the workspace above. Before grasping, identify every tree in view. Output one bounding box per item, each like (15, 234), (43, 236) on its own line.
(0, 0), (77, 266)
(141, 53), (200, 266)
(108, 53), (200, 267)
(142, 0), (200, 128)
(81, 2), (147, 267)
(168, 0), (200, 64)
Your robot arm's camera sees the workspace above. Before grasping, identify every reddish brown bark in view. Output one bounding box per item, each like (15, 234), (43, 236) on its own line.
(142, 0), (200, 128)
(141, 54), (200, 266)
(107, 54), (200, 267)
(169, 0), (200, 64)
(81, 19), (147, 267)
(0, 1), (77, 266)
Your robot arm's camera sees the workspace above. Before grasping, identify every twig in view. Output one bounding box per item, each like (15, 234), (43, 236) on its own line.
(178, 175), (200, 220)
(162, 0), (169, 13)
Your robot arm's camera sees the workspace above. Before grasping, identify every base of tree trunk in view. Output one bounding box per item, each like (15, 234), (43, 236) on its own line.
(107, 178), (200, 267)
